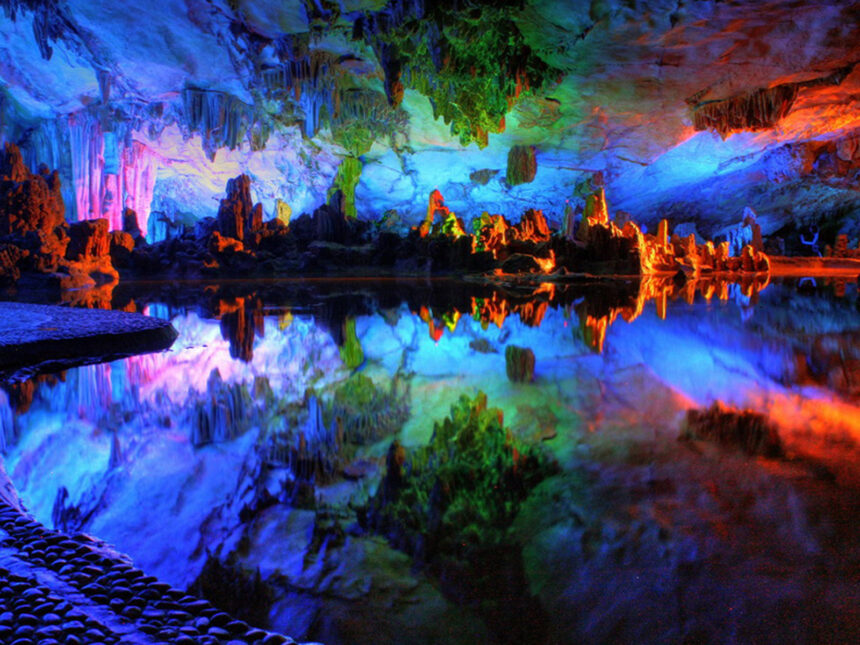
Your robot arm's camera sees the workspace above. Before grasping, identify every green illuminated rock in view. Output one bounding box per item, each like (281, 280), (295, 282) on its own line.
(339, 317), (365, 369)
(329, 157), (363, 219)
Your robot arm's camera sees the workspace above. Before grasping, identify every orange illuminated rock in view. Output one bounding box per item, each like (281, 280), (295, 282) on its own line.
(420, 189), (451, 237)
(217, 174), (263, 244)
(0, 143), (65, 237)
(208, 230), (244, 254)
(66, 219), (110, 261)
(512, 208), (551, 243)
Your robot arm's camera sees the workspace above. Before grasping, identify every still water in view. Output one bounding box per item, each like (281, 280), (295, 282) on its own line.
(1, 278), (859, 644)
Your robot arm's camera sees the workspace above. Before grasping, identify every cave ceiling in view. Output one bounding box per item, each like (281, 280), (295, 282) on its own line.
(0, 0), (858, 236)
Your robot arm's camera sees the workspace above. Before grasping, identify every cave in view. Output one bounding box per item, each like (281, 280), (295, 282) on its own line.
(0, 1), (858, 644)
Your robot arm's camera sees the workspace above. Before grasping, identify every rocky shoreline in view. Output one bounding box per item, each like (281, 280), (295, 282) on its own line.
(0, 302), (178, 381)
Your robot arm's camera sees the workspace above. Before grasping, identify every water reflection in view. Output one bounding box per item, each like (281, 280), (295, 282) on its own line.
(1, 277), (859, 644)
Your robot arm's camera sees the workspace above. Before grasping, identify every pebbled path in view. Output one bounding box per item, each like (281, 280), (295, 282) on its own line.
(0, 500), (303, 645)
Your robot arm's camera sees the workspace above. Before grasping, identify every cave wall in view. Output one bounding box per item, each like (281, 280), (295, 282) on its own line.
(0, 0), (857, 241)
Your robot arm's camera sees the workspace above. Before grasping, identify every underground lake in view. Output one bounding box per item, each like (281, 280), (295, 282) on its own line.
(0, 277), (858, 644)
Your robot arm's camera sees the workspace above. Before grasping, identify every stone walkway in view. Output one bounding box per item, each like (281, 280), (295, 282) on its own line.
(0, 500), (302, 644)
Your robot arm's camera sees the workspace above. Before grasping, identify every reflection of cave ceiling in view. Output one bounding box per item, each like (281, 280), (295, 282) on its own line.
(0, 0), (859, 238)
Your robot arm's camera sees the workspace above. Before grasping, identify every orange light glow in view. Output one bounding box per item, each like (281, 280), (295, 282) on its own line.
(535, 250), (556, 273)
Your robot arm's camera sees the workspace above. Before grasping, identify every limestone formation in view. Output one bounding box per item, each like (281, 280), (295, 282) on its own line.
(0, 143), (65, 237)
(66, 219), (110, 261)
(216, 174), (263, 244)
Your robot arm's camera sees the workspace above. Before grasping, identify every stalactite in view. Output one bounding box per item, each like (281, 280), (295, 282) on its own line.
(354, 0), (557, 146)
(692, 85), (799, 139)
(0, 0), (70, 60)
(181, 88), (253, 161)
(261, 51), (341, 137)
(691, 64), (857, 138)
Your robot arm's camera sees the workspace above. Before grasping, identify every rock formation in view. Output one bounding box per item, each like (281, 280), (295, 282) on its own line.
(0, 143), (120, 291)
(216, 174), (263, 245)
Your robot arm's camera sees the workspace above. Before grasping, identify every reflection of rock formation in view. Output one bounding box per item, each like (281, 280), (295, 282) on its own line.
(330, 373), (410, 445)
(190, 369), (256, 446)
(266, 393), (341, 486)
(364, 392), (556, 644)
(505, 345), (535, 383)
(216, 296), (264, 362)
(577, 274), (771, 353)
(414, 275), (771, 352)
(0, 390), (16, 453)
(683, 402), (784, 457)
(1, 373), (67, 416)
